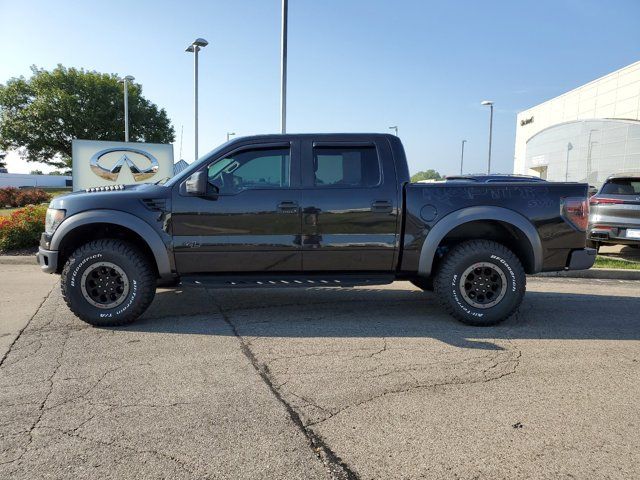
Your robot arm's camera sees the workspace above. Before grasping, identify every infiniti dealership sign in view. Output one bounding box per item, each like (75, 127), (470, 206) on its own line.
(72, 140), (173, 191)
(90, 147), (159, 182)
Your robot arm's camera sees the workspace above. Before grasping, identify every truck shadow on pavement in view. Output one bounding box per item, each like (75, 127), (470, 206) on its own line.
(122, 282), (640, 351)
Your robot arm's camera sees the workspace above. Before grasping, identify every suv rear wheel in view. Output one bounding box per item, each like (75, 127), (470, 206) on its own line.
(434, 240), (526, 326)
(61, 239), (156, 327)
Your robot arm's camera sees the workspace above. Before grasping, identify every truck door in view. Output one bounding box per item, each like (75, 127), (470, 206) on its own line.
(171, 141), (302, 273)
(300, 138), (400, 271)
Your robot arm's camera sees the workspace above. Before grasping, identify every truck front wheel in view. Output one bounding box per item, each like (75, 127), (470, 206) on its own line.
(61, 239), (156, 327)
(434, 240), (526, 326)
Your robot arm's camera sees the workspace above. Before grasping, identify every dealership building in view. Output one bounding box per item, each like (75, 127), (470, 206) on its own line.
(514, 61), (640, 187)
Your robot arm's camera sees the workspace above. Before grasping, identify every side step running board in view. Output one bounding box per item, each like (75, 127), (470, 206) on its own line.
(180, 274), (395, 289)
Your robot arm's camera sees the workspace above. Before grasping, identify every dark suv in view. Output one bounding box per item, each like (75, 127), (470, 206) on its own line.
(588, 173), (640, 250)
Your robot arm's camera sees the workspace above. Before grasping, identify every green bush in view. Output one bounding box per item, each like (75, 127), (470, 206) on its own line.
(0, 205), (47, 251)
(0, 187), (51, 208)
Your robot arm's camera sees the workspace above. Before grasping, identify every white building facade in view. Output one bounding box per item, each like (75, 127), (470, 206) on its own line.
(514, 61), (640, 187)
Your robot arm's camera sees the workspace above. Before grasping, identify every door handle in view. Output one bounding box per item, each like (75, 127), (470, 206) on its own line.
(371, 200), (393, 213)
(277, 201), (299, 214)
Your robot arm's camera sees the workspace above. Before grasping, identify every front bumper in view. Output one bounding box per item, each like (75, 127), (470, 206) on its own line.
(566, 248), (597, 271)
(36, 247), (59, 274)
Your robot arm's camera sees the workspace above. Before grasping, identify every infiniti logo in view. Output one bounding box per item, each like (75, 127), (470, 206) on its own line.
(90, 147), (159, 182)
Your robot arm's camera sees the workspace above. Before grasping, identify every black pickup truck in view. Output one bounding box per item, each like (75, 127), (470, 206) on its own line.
(37, 134), (595, 327)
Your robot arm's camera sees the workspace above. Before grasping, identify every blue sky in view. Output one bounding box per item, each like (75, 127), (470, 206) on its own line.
(1, 0), (639, 175)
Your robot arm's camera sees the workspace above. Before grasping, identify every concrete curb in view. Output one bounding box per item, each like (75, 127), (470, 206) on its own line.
(0, 255), (36, 265)
(534, 268), (640, 280)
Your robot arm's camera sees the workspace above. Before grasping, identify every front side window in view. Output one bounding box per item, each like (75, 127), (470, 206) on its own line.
(312, 145), (380, 187)
(207, 147), (290, 194)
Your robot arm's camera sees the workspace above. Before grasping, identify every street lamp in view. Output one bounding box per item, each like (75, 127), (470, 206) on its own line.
(389, 126), (398, 136)
(565, 142), (573, 181)
(280, 0), (288, 134)
(186, 37), (209, 161)
(586, 129), (599, 184)
(481, 100), (494, 174)
(460, 139), (467, 175)
(227, 132), (236, 141)
(119, 75), (135, 142)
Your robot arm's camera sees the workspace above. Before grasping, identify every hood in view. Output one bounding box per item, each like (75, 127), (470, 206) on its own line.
(50, 183), (169, 210)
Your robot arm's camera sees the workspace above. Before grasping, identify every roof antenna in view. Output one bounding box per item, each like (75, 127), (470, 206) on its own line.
(179, 125), (184, 161)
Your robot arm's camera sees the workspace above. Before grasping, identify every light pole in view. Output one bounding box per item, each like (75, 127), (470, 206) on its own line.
(227, 132), (236, 141)
(460, 139), (467, 175)
(481, 100), (494, 174)
(280, 0), (288, 134)
(186, 38), (209, 161)
(565, 142), (573, 181)
(119, 75), (135, 142)
(389, 126), (398, 136)
(586, 129), (599, 184)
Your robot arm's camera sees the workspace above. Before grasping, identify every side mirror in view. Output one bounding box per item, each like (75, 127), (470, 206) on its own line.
(185, 171), (207, 196)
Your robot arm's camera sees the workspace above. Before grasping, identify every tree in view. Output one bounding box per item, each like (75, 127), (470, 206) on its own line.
(29, 169), (44, 175)
(0, 151), (6, 169)
(0, 65), (175, 168)
(411, 169), (442, 182)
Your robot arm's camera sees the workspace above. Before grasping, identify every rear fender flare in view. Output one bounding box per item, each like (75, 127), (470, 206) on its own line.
(417, 206), (543, 276)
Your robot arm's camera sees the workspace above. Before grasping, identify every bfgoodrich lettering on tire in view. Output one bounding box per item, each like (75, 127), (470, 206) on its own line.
(434, 240), (526, 326)
(61, 239), (156, 327)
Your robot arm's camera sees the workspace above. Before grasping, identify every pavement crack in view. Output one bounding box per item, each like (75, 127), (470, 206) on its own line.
(42, 426), (196, 477)
(354, 337), (387, 358)
(0, 321), (70, 467)
(0, 284), (55, 368)
(207, 288), (359, 480)
(307, 347), (523, 428)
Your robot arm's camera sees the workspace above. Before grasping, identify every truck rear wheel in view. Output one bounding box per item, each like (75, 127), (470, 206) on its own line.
(61, 239), (156, 327)
(434, 240), (525, 326)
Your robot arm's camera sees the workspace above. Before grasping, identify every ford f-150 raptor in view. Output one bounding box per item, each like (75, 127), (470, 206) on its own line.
(37, 134), (595, 327)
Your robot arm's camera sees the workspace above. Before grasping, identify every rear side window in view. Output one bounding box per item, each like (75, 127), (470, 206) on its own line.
(312, 145), (380, 187)
(600, 179), (640, 195)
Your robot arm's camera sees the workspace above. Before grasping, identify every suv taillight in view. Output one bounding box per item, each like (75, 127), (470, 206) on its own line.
(561, 197), (589, 231)
(590, 196), (624, 205)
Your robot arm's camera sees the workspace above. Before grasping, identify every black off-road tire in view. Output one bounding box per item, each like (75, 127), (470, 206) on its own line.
(434, 240), (526, 327)
(61, 239), (156, 327)
(410, 277), (434, 291)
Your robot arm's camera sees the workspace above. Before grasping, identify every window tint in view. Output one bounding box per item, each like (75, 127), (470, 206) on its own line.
(313, 146), (380, 187)
(600, 178), (640, 195)
(208, 147), (290, 194)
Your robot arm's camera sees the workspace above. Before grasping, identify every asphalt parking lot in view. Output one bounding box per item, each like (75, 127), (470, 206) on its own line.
(1, 265), (639, 479)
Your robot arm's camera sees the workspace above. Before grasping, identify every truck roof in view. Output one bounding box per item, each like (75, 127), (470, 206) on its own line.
(224, 133), (398, 142)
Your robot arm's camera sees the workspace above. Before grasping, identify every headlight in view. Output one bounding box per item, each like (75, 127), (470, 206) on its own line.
(45, 208), (66, 235)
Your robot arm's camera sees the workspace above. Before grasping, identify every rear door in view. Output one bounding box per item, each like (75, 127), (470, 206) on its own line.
(299, 137), (400, 271)
(171, 141), (302, 273)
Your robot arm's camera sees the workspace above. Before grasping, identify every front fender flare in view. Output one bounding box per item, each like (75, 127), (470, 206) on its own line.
(50, 210), (173, 279)
(417, 206), (543, 276)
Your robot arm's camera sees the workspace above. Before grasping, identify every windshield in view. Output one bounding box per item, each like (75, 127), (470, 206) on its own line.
(600, 178), (640, 195)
